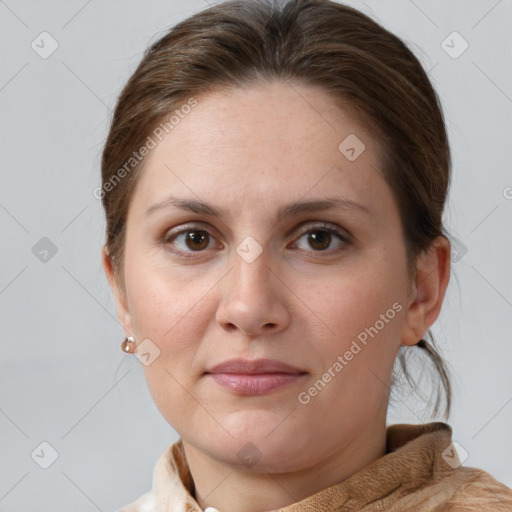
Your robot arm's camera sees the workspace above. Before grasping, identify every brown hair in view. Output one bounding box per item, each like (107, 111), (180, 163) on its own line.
(101, 0), (452, 419)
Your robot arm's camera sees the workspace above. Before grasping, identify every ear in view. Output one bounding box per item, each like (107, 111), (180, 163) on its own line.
(401, 236), (451, 346)
(102, 245), (133, 337)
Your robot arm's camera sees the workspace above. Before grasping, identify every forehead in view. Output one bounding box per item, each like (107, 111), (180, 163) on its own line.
(130, 81), (389, 217)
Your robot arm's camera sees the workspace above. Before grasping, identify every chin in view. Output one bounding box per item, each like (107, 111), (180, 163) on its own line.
(194, 410), (314, 471)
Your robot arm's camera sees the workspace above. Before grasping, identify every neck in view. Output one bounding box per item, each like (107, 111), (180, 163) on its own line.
(182, 418), (387, 512)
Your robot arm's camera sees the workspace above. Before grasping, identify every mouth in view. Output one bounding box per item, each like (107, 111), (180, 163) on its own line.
(204, 358), (307, 396)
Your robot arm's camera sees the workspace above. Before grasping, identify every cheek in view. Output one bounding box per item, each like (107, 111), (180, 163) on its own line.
(291, 254), (408, 416)
(294, 257), (407, 347)
(127, 262), (217, 431)
(292, 267), (406, 432)
(122, 260), (211, 423)
(124, 247), (210, 341)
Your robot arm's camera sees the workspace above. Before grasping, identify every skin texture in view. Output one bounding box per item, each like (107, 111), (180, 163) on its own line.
(103, 81), (450, 512)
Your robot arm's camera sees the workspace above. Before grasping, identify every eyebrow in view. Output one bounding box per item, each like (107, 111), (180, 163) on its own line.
(144, 195), (371, 221)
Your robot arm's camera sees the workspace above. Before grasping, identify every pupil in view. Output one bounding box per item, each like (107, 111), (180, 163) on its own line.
(309, 230), (330, 250)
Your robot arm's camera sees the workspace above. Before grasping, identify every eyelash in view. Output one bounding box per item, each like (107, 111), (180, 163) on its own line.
(162, 222), (351, 260)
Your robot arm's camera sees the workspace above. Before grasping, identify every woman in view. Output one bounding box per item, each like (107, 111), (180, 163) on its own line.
(100, 0), (512, 510)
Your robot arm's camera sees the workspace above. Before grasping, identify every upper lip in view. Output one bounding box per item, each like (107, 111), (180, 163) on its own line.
(206, 358), (305, 375)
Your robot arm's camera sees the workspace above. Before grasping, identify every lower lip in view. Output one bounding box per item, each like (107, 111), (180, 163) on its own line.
(207, 373), (305, 395)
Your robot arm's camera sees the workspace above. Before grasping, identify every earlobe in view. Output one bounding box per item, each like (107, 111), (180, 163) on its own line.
(401, 236), (451, 347)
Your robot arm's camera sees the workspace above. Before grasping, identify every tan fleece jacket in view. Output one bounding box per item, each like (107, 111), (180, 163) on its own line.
(118, 422), (512, 511)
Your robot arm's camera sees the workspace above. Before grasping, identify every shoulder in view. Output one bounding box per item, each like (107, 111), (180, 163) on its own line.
(441, 466), (512, 511)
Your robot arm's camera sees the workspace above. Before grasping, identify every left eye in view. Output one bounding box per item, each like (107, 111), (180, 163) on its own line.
(292, 226), (349, 252)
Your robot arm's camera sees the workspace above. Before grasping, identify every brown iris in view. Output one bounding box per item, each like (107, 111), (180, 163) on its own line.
(307, 230), (331, 251)
(185, 230), (209, 250)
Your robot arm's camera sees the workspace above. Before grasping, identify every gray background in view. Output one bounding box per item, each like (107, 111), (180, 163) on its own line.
(1, 0), (511, 510)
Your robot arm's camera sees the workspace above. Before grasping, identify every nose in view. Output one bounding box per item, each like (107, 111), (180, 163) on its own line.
(215, 247), (291, 337)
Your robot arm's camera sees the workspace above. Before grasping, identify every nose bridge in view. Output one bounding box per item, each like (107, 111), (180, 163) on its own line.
(231, 239), (273, 297)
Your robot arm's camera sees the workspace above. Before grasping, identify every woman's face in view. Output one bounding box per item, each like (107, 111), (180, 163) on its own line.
(106, 81), (424, 472)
